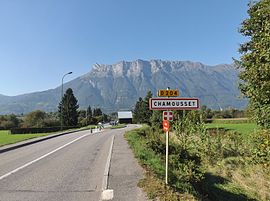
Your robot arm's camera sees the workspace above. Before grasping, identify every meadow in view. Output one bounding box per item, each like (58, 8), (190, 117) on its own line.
(206, 122), (258, 136)
(126, 119), (269, 201)
(0, 130), (48, 146)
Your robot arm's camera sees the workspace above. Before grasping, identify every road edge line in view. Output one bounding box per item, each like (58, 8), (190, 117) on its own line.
(100, 135), (115, 200)
(0, 132), (92, 181)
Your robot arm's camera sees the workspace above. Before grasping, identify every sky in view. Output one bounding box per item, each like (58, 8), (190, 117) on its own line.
(0, 0), (249, 96)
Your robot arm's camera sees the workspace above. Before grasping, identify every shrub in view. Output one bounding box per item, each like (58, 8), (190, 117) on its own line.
(10, 126), (79, 134)
(251, 129), (270, 168)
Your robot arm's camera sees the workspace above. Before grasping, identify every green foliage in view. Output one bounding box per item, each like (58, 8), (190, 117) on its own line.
(93, 108), (102, 117)
(87, 105), (92, 121)
(10, 126), (78, 134)
(251, 129), (270, 167)
(0, 114), (20, 129)
(206, 122), (257, 136)
(58, 88), (79, 126)
(237, 0), (270, 128)
(129, 123), (205, 195)
(77, 106), (105, 126)
(201, 105), (247, 120)
(150, 110), (162, 129)
(133, 97), (144, 123)
(125, 126), (165, 179)
(126, 116), (268, 200)
(133, 91), (153, 124)
(23, 110), (47, 128)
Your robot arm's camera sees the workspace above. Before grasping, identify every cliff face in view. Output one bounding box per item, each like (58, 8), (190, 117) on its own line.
(0, 59), (247, 114)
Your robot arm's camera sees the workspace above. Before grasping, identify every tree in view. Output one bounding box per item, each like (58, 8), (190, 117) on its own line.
(93, 108), (102, 117)
(0, 114), (20, 129)
(237, 0), (270, 128)
(150, 110), (162, 129)
(133, 97), (144, 123)
(58, 88), (79, 127)
(142, 91), (153, 124)
(86, 105), (92, 124)
(133, 91), (153, 124)
(236, 0), (270, 128)
(23, 110), (46, 128)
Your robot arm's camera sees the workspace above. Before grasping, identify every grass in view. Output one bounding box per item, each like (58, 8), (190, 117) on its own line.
(81, 125), (97, 129)
(125, 123), (269, 201)
(204, 122), (270, 200)
(125, 126), (197, 200)
(0, 130), (49, 147)
(0, 125), (98, 147)
(206, 122), (258, 136)
(111, 124), (126, 129)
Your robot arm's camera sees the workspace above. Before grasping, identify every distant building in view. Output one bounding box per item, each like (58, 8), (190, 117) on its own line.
(117, 111), (133, 124)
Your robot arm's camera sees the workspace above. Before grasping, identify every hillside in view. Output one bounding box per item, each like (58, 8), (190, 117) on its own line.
(0, 60), (247, 114)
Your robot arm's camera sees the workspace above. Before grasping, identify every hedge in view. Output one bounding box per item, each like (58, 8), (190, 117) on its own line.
(10, 126), (79, 134)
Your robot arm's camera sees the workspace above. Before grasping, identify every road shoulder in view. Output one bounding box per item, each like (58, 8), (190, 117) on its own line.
(108, 130), (148, 201)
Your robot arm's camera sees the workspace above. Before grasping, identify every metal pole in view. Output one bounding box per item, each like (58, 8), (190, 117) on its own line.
(61, 72), (72, 130)
(165, 86), (170, 185)
(165, 130), (169, 184)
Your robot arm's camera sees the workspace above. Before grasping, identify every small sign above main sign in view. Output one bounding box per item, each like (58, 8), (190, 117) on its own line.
(158, 89), (179, 97)
(163, 111), (173, 121)
(149, 98), (199, 110)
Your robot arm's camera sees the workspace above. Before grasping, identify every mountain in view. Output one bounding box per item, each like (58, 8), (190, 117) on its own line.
(0, 60), (247, 115)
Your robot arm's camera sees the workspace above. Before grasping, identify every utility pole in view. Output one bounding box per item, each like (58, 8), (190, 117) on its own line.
(61, 71), (72, 130)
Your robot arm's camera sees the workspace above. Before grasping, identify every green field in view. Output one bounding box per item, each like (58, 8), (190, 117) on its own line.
(126, 121), (270, 200)
(111, 124), (126, 129)
(0, 130), (49, 147)
(206, 122), (258, 136)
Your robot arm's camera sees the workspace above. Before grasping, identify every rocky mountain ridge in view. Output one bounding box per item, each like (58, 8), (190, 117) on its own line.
(0, 59), (247, 114)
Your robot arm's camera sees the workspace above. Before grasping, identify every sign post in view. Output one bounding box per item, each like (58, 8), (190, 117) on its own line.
(162, 120), (170, 184)
(150, 88), (200, 185)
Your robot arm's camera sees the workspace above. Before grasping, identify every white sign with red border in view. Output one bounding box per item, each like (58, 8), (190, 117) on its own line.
(163, 111), (173, 121)
(149, 98), (199, 110)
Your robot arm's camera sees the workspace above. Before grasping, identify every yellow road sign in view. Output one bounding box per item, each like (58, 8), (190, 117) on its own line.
(158, 89), (179, 97)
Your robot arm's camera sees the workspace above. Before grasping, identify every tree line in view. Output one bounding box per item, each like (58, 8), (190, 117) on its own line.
(0, 88), (109, 130)
(132, 91), (250, 127)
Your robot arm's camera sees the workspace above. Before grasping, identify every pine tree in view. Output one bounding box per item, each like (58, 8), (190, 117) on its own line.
(93, 108), (102, 117)
(133, 97), (144, 123)
(237, 0), (270, 128)
(133, 91), (153, 124)
(142, 91), (153, 124)
(58, 88), (79, 127)
(86, 105), (92, 124)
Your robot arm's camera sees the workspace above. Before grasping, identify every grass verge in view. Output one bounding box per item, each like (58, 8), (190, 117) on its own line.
(125, 124), (269, 201)
(111, 124), (126, 129)
(125, 126), (197, 200)
(0, 130), (49, 147)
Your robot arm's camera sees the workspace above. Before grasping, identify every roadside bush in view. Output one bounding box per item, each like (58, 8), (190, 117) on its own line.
(0, 114), (20, 129)
(251, 129), (270, 168)
(10, 126), (79, 134)
(144, 112), (206, 194)
(169, 144), (205, 193)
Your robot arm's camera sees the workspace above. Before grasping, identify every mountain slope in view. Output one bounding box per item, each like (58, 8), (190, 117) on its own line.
(0, 60), (247, 114)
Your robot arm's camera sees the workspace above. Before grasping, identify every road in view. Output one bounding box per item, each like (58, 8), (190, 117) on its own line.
(0, 125), (145, 201)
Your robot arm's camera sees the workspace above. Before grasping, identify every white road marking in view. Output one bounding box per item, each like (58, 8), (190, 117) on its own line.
(0, 133), (92, 181)
(100, 135), (115, 200)
(101, 189), (114, 200)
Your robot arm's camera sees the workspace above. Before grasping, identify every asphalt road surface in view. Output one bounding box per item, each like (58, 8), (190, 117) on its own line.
(0, 125), (146, 201)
